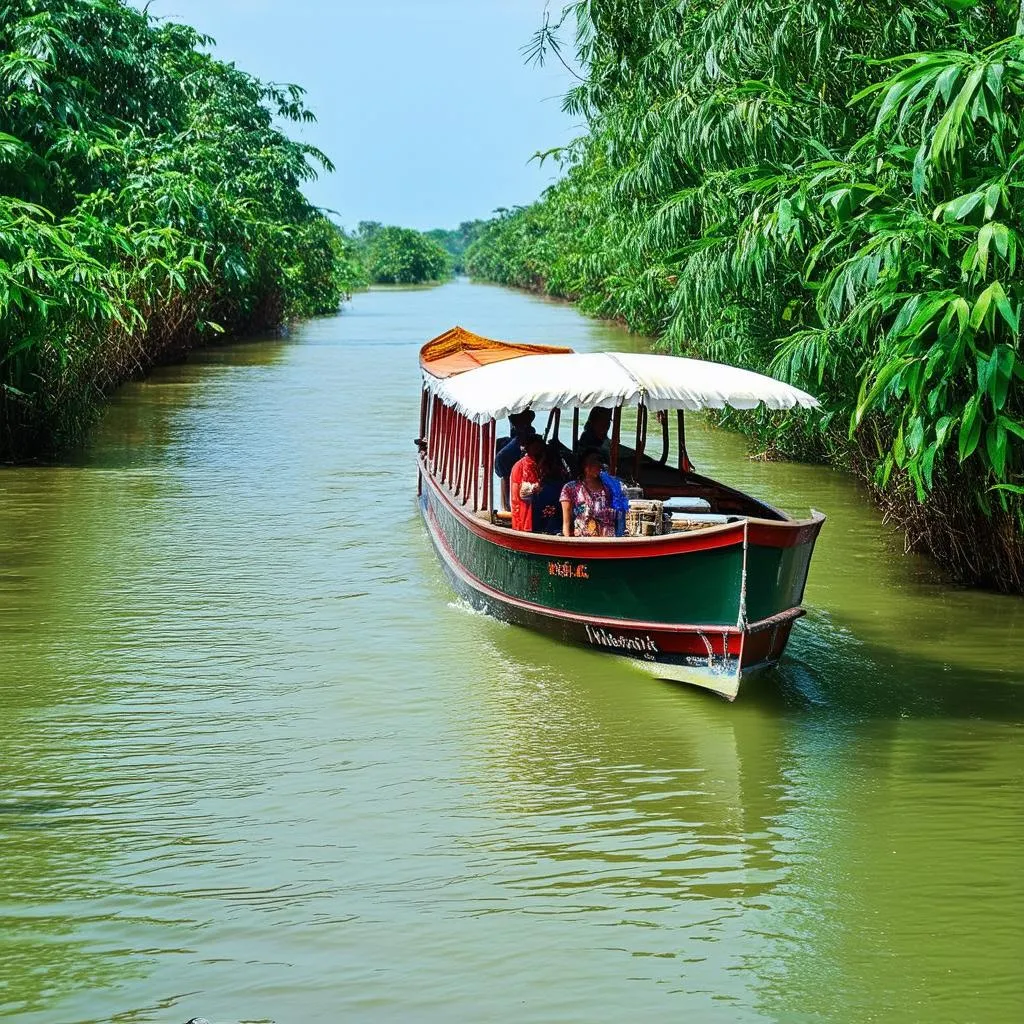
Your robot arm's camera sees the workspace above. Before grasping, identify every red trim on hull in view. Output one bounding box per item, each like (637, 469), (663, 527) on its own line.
(747, 520), (822, 548)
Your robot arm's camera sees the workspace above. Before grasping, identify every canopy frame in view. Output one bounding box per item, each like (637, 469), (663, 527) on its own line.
(423, 349), (820, 425)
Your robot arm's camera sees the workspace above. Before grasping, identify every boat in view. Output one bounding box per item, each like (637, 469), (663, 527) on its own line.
(416, 326), (825, 700)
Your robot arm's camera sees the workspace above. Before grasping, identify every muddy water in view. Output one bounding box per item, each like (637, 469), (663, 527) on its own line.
(1, 279), (1021, 1023)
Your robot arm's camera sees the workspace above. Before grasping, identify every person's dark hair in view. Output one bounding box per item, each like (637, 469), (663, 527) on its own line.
(576, 446), (604, 480)
(585, 406), (612, 428)
(524, 434), (546, 457)
(540, 441), (567, 481)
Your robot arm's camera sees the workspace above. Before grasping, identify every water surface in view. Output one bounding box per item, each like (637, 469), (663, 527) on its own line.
(1, 279), (1021, 1023)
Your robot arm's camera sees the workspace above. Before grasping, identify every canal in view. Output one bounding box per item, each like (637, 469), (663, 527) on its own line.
(1, 278), (1022, 1023)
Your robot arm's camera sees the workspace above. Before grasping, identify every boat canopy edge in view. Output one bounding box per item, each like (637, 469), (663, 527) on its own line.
(424, 346), (821, 422)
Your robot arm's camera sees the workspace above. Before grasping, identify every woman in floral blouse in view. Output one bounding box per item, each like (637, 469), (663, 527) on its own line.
(559, 448), (617, 537)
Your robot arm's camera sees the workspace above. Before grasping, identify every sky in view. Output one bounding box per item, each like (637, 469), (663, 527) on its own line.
(141, 0), (581, 232)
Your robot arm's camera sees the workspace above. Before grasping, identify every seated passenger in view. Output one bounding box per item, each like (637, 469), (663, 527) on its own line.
(496, 426), (537, 511)
(495, 410), (536, 510)
(510, 435), (547, 531)
(575, 407), (612, 466)
(532, 441), (569, 535)
(494, 410), (536, 457)
(560, 447), (617, 537)
(495, 411), (535, 485)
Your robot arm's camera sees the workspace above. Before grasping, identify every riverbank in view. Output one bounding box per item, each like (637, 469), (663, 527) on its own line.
(0, 0), (359, 463)
(464, 255), (1024, 593)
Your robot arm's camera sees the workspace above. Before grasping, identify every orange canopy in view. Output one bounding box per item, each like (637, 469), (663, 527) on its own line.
(420, 326), (573, 379)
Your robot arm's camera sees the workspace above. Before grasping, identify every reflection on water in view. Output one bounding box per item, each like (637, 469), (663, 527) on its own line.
(1, 280), (1021, 1023)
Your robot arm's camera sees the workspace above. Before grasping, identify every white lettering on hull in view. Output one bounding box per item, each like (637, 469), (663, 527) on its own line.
(584, 624), (660, 656)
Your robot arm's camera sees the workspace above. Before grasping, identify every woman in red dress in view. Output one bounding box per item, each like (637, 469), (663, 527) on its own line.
(509, 435), (547, 531)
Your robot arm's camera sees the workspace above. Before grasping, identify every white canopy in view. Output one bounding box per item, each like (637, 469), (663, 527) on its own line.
(425, 351), (819, 423)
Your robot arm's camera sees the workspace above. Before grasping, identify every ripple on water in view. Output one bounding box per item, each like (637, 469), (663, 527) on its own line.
(1, 281), (1022, 1024)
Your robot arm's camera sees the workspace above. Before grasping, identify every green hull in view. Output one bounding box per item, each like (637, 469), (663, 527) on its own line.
(420, 470), (824, 699)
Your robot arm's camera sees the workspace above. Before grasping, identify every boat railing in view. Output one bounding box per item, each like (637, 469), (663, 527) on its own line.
(418, 387), (792, 531)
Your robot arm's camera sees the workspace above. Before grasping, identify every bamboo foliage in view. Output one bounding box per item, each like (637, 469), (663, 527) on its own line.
(466, 0), (1024, 589)
(0, 0), (361, 459)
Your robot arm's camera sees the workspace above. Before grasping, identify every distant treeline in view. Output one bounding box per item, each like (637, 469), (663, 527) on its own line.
(464, 0), (1024, 593)
(334, 219), (487, 286)
(425, 221), (488, 274)
(0, 0), (369, 460)
(350, 222), (452, 285)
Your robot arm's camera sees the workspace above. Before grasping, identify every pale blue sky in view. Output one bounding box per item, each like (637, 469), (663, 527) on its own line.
(141, 0), (580, 232)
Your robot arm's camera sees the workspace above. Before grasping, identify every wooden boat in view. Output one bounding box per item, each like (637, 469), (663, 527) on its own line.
(416, 327), (825, 700)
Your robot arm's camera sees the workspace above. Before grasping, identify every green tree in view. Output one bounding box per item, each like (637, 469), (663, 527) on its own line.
(466, 0), (1024, 590)
(425, 220), (487, 273)
(0, 0), (359, 459)
(363, 226), (451, 284)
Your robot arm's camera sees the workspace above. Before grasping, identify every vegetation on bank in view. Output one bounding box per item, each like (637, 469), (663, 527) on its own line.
(352, 222), (451, 284)
(0, 0), (364, 461)
(464, 0), (1024, 592)
(426, 221), (487, 274)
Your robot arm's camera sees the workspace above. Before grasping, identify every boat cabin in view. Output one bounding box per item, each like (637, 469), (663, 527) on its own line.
(418, 326), (818, 534)
(416, 327), (825, 699)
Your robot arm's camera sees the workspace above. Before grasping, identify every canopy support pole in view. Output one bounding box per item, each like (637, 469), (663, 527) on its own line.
(461, 416), (472, 502)
(572, 408), (579, 449)
(543, 408), (556, 440)
(472, 422), (480, 509)
(454, 413), (462, 497)
(610, 405), (621, 476)
(677, 409), (693, 474)
(440, 405), (449, 483)
(454, 413), (462, 493)
(633, 403), (647, 483)
(428, 396), (440, 473)
(482, 419), (493, 515)
(437, 404), (443, 481)
(444, 408), (454, 488)
(418, 388), (428, 495)
(436, 399), (446, 477)
(436, 399), (443, 467)
(658, 410), (669, 465)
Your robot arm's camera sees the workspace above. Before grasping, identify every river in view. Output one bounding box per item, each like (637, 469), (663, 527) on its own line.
(1, 278), (1022, 1024)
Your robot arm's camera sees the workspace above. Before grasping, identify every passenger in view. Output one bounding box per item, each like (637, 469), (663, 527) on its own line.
(496, 426), (537, 511)
(532, 441), (569, 535)
(495, 410), (536, 510)
(560, 447), (617, 537)
(576, 407), (612, 464)
(495, 410), (536, 456)
(510, 435), (547, 532)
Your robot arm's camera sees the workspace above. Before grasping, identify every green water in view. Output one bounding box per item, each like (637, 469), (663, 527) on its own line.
(1, 279), (1021, 1024)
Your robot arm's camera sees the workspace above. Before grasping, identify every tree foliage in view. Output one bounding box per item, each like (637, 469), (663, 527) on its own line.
(0, 0), (361, 459)
(425, 220), (487, 273)
(465, 0), (1024, 591)
(357, 224), (451, 284)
